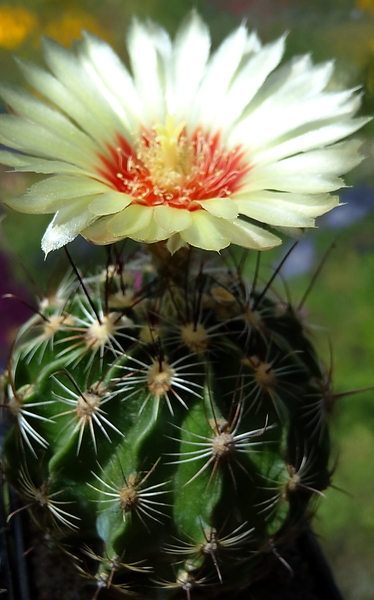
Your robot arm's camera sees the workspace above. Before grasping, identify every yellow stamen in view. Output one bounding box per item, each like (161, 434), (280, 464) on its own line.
(136, 117), (195, 193)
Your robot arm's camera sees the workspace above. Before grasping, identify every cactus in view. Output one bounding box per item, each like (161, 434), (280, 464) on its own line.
(1, 243), (332, 599)
(0, 10), (367, 598)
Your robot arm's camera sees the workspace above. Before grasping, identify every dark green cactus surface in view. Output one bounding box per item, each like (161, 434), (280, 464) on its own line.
(1, 245), (331, 599)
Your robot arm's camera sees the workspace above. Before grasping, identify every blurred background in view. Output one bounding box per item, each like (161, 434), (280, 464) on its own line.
(0, 0), (374, 598)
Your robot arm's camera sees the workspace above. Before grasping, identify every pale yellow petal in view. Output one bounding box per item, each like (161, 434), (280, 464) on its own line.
(196, 198), (238, 220)
(0, 150), (31, 167)
(234, 191), (339, 218)
(228, 218), (281, 250)
(81, 215), (117, 245)
(5, 176), (108, 214)
(107, 204), (152, 237)
(153, 205), (193, 233)
(234, 191), (340, 226)
(131, 218), (169, 243)
(180, 211), (230, 251)
(41, 201), (96, 255)
(166, 233), (188, 254)
(88, 192), (133, 216)
(235, 198), (315, 227)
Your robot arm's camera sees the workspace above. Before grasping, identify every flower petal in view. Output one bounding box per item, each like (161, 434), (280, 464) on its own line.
(197, 198), (238, 220)
(244, 55), (334, 118)
(0, 114), (96, 168)
(127, 18), (167, 123)
(180, 211), (231, 251)
(236, 199), (313, 227)
(229, 219), (281, 250)
(253, 118), (369, 165)
(219, 35), (286, 127)
(0, 83), (91, 147)
(15, 57), (116, 148)
(195, 24), (249, 125)
(5, 176), (109, 214)
(131, 219), (169, 244)
(88, 192), (133, 216)
(235, 191), (339, 226)
(81, 216), (116, 245)
(242, 140), (364, 194)
(9, 159), (93, 176)
(153, 205), (193, 232)
(41, 200), (96, 255)
(107, 204), (153, 237)
(171, 11), (210, 118)
(80, 32), (142, 132)
(234, 89), (363, 153)
(0, 150), (32, 168)
(166, 233), (188, 254)
(41, 37), (124, 140)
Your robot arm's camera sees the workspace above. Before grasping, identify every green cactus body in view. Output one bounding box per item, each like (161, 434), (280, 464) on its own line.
(1, 246), (331, 598)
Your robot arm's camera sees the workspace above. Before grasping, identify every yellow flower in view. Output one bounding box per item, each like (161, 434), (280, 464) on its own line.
(0, 5), (37, 49)
(357, 0), (374, 14)
(43, 10), (110, 47)
(0, 12), (368, 255)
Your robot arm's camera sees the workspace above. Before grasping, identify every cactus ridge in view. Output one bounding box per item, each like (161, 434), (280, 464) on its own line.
(1, 246), (331, 599)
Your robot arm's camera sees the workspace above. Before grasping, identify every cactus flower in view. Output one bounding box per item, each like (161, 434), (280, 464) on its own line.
(0, 12), (367, 255)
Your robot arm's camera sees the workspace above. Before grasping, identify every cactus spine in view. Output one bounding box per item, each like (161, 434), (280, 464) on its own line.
(1, 243), (331, 598)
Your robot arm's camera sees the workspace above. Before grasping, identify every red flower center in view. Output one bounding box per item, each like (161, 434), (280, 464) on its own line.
(96, 122), (250, 211)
